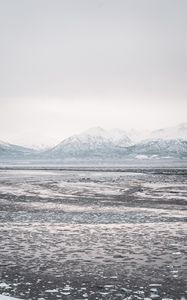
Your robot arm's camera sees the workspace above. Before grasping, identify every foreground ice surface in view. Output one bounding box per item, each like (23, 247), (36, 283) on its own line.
(0, 296), (23, 300)
(0, 167), (186, 300)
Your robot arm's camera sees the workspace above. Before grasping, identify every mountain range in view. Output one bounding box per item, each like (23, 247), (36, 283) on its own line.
(0, 123), (187, 161)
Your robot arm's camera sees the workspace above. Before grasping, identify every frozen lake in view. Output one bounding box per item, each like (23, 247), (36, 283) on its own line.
(0, 167), (186, 300)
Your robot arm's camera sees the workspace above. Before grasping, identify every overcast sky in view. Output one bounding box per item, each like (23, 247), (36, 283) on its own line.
(0, 0), (187, 146)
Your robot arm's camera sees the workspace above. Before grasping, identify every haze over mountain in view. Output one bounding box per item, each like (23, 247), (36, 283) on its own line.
(149, 123), (187, 141)
(0, 123), (187, 161)
(0, 140), (36, 159)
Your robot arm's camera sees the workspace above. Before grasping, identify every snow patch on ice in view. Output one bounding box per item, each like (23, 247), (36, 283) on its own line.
(0, 296), (23, 300)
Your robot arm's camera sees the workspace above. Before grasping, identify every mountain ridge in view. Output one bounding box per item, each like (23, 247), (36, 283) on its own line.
(0, 123), (187, 160)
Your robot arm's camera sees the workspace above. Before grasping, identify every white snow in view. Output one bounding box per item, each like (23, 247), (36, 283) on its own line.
(0, 296), (23, 300)
(135, 155), (148, 159)
(45, 288), (59, 293)
(0, 284), (10, 289)
(51, 126), (132, 154)
(150, 123), (187, 140)
(0, 140), (11, 148)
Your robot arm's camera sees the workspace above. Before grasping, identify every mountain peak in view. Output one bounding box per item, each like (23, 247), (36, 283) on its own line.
(1, 123), (187, 160)
(83, 127), (106, 136)
(150, 123), (187, 140)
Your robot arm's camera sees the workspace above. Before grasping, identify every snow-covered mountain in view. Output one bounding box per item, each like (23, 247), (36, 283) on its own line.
(130, 138), (187, 159)
(149, 123), (187, 140)
(44, 127), (132, 159)
(0, 140), (36, 159)
(125, 129), (150, 143)
(0, 123), (187, 160)
(43, 125), (187, 160)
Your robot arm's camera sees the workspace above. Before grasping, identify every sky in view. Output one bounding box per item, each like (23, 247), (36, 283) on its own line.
(0, 0), (187, 147)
